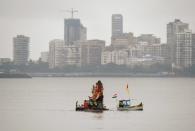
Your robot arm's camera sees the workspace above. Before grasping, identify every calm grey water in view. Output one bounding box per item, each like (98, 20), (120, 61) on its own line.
(0, 77), (195, 131)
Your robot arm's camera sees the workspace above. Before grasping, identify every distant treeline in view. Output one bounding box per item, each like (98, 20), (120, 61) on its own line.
(1, 62), (195, 76)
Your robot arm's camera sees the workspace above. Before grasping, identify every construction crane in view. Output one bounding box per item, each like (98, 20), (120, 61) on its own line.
(60, 8), (78, 18)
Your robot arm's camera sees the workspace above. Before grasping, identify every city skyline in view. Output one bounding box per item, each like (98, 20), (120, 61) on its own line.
(1, 0), (195, 59)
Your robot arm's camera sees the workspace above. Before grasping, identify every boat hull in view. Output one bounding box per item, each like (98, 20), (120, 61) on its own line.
(75, 101), (109, 112)
(117, 102), (143, 111)
(76, 107), (109, 112)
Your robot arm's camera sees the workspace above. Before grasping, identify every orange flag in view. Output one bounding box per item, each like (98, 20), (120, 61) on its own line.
(126, 84), (130, 96)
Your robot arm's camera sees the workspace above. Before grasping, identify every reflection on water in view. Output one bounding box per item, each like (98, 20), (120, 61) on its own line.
(0, 77), (195, 131)
(92, 113), (104, 120)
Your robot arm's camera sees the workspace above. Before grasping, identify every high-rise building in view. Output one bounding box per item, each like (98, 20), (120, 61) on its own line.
(112, 14), (123, 37)
(111, 15), (134, 50)
(13, 35), (30, 65)
(192, 34), (195, 65)
(64, 18), (87, 45)
(80, 40), (105, 66)
(176, 30), (192, 68)
(167, 19), (189, 64)
(49, 39), (65, 68)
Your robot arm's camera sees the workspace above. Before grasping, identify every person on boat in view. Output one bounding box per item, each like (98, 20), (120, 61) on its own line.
(91, 85), (95, 95)
(119, 100), (124, 108)
(83, 100), (89, 109)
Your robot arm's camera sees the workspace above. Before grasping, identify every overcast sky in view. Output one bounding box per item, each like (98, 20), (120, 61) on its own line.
(0, 0), (195, 60)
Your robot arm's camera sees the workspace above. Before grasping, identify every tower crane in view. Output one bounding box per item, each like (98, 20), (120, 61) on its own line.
(60, 8), (78, 18)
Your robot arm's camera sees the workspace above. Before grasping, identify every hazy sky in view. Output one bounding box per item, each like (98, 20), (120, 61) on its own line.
(0, 0), (195, 60)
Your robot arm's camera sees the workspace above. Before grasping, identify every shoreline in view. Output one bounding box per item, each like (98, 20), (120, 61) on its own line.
(0, 72), (194, 78)
(27, 72), (194, 78)
(0, 73), (32, 78)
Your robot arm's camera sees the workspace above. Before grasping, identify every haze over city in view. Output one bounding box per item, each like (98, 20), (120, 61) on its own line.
(1, 0), (195, 59)
(1, 1), (195, 131)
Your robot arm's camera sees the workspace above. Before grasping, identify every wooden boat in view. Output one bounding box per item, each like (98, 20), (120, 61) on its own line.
(75, 101), (109, 112)
(117, 100), (143, 111)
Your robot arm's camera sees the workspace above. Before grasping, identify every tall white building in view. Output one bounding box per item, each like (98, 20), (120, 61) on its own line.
(49, 39), (65, 68)
(112, 14), (123, 37)
(176, 30), (192, 68)
(167, 19), (189, 64)
(13, 35), (30, 65)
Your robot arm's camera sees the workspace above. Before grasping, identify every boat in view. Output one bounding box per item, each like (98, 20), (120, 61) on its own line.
(76, 101), (109, 112)
(113, 84), (143, 111)
(75, 80), (109, 112)
(117, 99), (143, 111)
